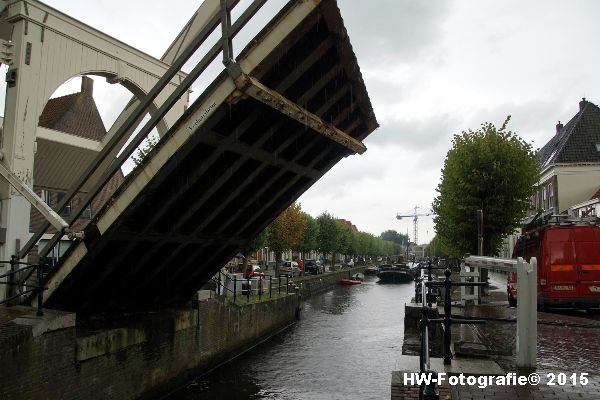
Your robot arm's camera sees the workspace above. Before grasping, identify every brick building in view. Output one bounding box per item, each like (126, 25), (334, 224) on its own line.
(502, 98), (600, 257)
(31, 77), (124, 262)
(532, 98), (600, 216)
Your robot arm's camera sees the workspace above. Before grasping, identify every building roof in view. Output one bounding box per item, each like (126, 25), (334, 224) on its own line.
(38, 76), (107, 141)
(538, 99), (600, 169)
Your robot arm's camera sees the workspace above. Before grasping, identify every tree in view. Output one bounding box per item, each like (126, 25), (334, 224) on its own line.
(425, 234), (449, 258)
(132, 133), (159, 166)
(432, 117), (539, 257)
(335, 220), (353, 262)
(299, 212), (319, 257)
(265, 203), (305, 276)
(316, 212), (338, 267)
(380, 230), (409, 246)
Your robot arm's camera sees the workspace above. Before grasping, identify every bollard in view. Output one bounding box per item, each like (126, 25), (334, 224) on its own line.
(233, 276), (237, 304)
(278, 276), (281, 295)
(259, 276), (262, 300)
(286, 275), (289, 295)
(269, 275), (272, 298)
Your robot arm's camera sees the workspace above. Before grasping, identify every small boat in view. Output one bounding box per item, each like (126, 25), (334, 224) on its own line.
(351, 273), (365, 281)
(339, 278), (362, 285)
(377, 264), (413, 284)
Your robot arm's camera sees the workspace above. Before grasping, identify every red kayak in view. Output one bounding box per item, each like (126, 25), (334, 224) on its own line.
(339, 278), (362, 285)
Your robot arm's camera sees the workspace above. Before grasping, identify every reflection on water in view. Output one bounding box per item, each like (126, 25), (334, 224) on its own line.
(165, 276), (414, 400)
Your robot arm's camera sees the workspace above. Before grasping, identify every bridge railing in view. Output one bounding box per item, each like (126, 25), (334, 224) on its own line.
(211, 270), (295, 304)
(0, 257), (47, 315)
(416, 260), (487, 400)
(18, 0), (272, 278)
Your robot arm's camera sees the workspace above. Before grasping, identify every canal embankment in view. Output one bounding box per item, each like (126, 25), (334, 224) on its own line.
(0, 266), (369, 400)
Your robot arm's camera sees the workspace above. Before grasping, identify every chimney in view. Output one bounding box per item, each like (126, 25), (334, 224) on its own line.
(555, 121), (563, 135)
(579, 97), (587, 111)
(81, 76), (93, 97)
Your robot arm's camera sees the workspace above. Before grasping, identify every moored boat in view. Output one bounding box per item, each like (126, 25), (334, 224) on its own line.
(339, 278), (362, 285)
(364, 266), (378, 275)
(377, 263), (413, 283)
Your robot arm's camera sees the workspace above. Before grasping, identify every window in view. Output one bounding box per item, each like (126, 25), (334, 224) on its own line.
(82, 204), (92, 219)
(40, 189), (51, 205)
(595, 143), (600, 152)
(56, 192), (71, 216)
(542, 188), (548, 209)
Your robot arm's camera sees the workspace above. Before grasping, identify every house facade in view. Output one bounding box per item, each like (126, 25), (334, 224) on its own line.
(30, 77), (124, 263)
(502, 98), (600, 258)
(531, 98), (600, 216)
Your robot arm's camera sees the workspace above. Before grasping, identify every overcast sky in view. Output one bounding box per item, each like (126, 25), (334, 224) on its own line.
(28, 0), (600, 244)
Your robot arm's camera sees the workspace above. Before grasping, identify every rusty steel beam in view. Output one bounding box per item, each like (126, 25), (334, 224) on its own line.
(230, 72), (366, 154)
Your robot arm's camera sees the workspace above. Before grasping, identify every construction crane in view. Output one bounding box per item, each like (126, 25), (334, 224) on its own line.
(396, 206), (433, 244)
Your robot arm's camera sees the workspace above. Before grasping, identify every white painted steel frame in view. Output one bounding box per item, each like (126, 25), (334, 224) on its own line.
(464, 255), (538, 368)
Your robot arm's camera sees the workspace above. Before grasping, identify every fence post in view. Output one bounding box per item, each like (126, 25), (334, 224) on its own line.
(269, 275), (272, 298)
(36, 261), (44, 317)
(443, 268), (452, 365)
(217, 271), (222, 296)
(233, 276), (237, 304)
(247, 277), (250, 303)
(7, 255), (17, 302)
(516, 257), (537, 368)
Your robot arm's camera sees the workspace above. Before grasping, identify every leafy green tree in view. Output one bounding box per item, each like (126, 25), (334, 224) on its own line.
(335, 220), (353, 261)
(424, 234), (449, 258)
(132, 134), (159, 166)
(316, 212), (338, 267)
(432, 117), (539, 257)
(266, 203), (305, 275)
(299, 212), (319, 256)
(380, 230), (409, 246)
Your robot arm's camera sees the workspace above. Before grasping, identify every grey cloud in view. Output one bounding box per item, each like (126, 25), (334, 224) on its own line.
(339, 0), (452, 64)
(365, 114), (458, 149)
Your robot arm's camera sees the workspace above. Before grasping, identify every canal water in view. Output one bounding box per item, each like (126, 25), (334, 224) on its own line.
(166, 276), (414, 400)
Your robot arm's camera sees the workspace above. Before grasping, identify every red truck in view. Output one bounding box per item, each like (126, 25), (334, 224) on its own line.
(509, 217), (600, 309)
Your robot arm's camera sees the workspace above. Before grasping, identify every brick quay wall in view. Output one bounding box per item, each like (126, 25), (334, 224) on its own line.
(0, 295), (299, 400)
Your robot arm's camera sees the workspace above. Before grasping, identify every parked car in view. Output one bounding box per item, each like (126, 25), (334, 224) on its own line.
(233, 264), (265, 278)
(280, 261), (300, 277)
(305, 259), (324, 274)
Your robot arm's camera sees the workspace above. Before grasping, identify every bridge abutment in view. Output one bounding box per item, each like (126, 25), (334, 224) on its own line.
(0, 294), (299, 400)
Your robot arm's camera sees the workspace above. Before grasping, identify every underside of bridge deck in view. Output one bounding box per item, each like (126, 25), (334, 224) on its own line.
(42, 0), (378, 312)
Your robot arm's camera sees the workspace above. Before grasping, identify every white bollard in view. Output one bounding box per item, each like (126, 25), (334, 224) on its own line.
(516, 257), (537, 368)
